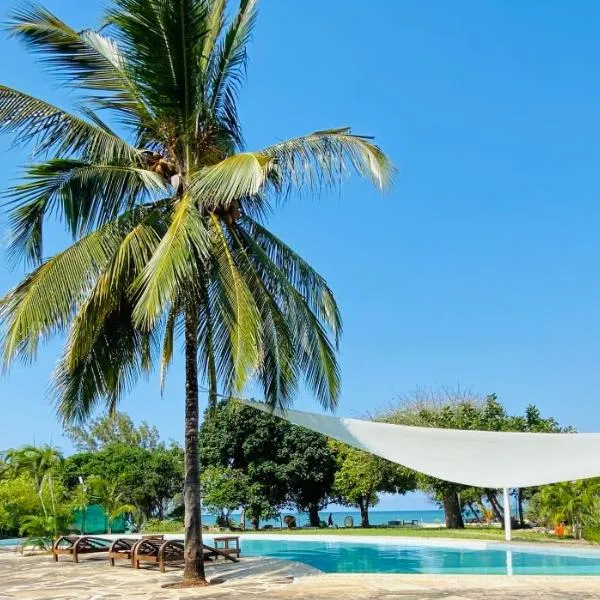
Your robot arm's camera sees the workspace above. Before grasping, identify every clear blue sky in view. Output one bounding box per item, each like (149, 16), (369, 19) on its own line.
(2, 1), (600, 511)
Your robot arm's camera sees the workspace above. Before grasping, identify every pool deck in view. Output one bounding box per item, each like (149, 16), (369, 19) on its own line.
(1, 551), (600, 600)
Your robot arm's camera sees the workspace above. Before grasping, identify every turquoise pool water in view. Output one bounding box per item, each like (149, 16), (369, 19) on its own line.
(237, 539), (600, 575)
(0, 538), (22, 547)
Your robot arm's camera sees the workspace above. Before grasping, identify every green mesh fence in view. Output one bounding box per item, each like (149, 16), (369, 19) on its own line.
(71, 504), (127, 534)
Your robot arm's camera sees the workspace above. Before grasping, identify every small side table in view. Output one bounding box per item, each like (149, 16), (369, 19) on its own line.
(213, 535), (241, 559)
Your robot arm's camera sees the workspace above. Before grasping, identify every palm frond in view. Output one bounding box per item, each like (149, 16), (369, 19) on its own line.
(190, 128), (393, 210)
(197, 280), (221, 413)
(240, 216), (342, 342)
(209, 214), (261, 392)
(132, 194), (210, 329)
(201, 0), (226, 73)
(198, 277), (235, 397)
(53, 302), (156, 424)
(0, 85), (139, 161)
(6, 159), (168, 265)
(1, 222), (124, 365)
(231, 222), (340, 410)
(107, 0), (209, 130)
(160, 303), (179, 394)
(206, 0), (256, 149)
(65, 211), (166, 369)
(7, 2), (150, 121)
(225, 224), (298, 409)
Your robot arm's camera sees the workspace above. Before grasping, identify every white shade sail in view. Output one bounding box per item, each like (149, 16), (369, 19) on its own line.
(241, 400), (600, 488)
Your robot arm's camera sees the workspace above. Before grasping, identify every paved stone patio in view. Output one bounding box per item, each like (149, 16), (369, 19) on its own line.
(1, 552), (599, 599)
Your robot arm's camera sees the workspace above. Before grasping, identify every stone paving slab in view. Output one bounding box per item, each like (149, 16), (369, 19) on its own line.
(1, 552), (599, 599)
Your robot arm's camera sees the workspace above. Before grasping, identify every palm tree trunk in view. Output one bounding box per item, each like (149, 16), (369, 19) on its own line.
(48, 475), (57, 537)
(37, 484), (48, 519)
(183, 306), (207, 584)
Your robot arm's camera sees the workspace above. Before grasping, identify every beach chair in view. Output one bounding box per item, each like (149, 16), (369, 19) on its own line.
(133, 538), (187, 572)
(52, 535), (111, 563)
(108, 536), (164, 566)
(133, 538), (239, 572)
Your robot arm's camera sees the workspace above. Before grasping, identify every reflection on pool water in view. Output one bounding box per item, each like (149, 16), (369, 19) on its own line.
(236, 539), (600, 575)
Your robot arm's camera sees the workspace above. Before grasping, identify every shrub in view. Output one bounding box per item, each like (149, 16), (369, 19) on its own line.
(141, 519), (184, 533)
(583, 526), (600, 544)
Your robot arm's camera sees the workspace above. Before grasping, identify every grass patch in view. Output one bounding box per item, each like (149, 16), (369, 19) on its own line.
(240, 526), (575, 544)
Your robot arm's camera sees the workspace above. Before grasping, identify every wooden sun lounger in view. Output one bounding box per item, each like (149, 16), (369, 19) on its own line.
(133, 538), (239, 572)
(52, 535), (112, 563)
(108, 535), (165, 566)
(133, 538), (185, 572)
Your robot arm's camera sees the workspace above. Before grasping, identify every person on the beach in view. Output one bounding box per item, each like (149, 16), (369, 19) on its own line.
(328, 513), (334, 527)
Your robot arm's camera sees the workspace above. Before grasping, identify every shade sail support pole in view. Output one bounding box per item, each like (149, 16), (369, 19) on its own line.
(503, 487), (512, 542)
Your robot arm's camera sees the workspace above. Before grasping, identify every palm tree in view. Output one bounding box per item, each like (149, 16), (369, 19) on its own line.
(87, 476), (136, 534)
(4, 444), (62, 535)
(538, 479), (600, 540)
(0, 0), (392, 583)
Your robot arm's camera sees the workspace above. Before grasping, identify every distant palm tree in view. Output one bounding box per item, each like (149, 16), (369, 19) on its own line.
(87, 476), (136, 534)
(4, 445), (62, 534)
(0, 0), (392, 583)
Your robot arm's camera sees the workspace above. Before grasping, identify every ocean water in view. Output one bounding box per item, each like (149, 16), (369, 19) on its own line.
(202, 509), (445, 528)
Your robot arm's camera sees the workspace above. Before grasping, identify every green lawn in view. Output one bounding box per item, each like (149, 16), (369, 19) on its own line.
(238, 526), (582, 544)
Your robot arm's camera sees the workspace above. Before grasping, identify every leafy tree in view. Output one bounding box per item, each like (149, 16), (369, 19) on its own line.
(278, 426), (337, 526)
(201, 466), (248, 526)
(200, 401), (338, 528)
(59, 443), (183, 521)
(87, 475), (136, 534)
(0, 475), (40, 537)
(379, 389), (493, 528)
(379, 388), (573, 529)
(536, 479), (600, 539)
(329, 441), (415, 527)
(0, 0), (390, 584)
(200, 402), (287, 528)
(510, 405), (574, 526)
(64, 412), (160, 452)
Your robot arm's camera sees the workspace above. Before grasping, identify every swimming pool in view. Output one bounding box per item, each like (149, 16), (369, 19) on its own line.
(235, 538), (600, 575)
(0, 538), (22, 548)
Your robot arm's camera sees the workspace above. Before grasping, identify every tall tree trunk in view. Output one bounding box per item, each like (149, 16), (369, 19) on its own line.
(308, 504), (320, 527)
(48, 475), (57, 537)
(517, 488), (525, 528)
(443, 491), (465, 529)
(183, 307), (206, 584)
(37, 480), (47, 518)
(359, 498), (370, 527)
(486, 490), (504, 522)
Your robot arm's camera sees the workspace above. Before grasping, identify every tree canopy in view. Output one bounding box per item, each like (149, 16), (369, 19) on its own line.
(330, 440), (415, 527)
(64, 411), (161, 452)
(379, 388), (573, 529)
(199, 400), (338, 527)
